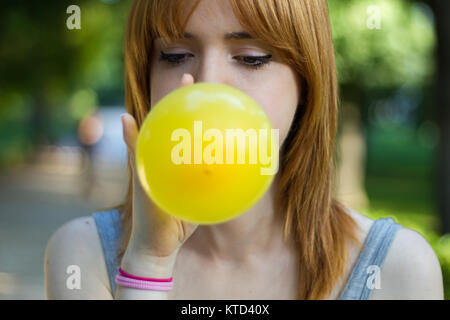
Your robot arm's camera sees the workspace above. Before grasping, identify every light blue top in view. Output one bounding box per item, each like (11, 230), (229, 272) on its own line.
(92, 208), (402, 299)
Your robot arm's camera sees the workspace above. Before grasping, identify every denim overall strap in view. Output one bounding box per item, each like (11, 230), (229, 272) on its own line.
(338, 217), (402, 300)
(92, 209), (122, 296)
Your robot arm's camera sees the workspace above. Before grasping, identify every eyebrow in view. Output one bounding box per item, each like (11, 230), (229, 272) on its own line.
(158, 31), (255, 40)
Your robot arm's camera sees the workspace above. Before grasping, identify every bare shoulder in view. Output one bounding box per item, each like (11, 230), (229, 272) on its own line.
(44, 216), (113, 299)
(345, 208), (375, 241)
(344, 209), (444, 299)
(371, 226), (444, 299)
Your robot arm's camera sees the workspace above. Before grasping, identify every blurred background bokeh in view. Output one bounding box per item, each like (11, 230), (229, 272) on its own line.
(0, 0), (449, 299)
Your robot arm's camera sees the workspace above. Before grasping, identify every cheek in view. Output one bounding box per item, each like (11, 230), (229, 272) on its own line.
(149, 53), (185, 108)
(150, 72), (179, 108)
(261, 96), (297, 143)
(241, 77), (299, 146)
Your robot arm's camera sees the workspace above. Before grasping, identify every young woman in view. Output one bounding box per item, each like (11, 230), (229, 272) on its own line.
(44, 0), (444, 300)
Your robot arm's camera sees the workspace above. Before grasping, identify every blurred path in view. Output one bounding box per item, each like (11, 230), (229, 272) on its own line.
(0, 145), (128, 299)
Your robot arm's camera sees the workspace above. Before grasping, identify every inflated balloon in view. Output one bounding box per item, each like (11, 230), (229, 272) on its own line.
(136, 82), (278, 224)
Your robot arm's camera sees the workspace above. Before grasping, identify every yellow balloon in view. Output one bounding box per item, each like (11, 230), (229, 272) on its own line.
(136, 82), (278, 224)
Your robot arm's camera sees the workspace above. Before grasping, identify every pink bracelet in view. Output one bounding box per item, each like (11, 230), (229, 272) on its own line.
(115, 274), (173, 291)
(115, 268), (174, 291)
(118, 268), (173, 282)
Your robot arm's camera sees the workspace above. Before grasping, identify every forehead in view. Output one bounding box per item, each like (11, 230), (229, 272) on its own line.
(181, 0), (244, 36)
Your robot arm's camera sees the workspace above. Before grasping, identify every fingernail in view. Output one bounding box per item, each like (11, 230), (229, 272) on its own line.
(181, 73), (193, 83)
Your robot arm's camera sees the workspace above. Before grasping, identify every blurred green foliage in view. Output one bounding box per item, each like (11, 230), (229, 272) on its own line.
(0, 0), (130, 166)
(329, 0), (435, 90)
(329, 0), (437, 151)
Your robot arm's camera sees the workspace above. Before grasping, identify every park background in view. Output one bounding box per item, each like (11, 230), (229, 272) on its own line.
(0, 0), (449, 299)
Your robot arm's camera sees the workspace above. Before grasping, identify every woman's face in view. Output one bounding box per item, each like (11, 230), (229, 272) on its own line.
(150, 0), (300, 147)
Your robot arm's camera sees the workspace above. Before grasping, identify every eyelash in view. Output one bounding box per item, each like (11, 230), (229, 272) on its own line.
(158, 51), (272, 70)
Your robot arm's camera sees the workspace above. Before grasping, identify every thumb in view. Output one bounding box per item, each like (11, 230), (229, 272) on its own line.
(179, 73), (194, 88)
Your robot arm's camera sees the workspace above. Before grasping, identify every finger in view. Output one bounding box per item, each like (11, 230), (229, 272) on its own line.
(121, 113), (139, 156)
(121, 113), (141, 191)
(122, 75), (192, 152)
(179, 73), (194, 88)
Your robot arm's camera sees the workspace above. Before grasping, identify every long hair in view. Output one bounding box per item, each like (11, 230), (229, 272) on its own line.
(108, 0), (361, 300)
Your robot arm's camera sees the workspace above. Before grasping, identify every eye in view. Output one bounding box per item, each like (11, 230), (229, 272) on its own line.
(159, 51), (193, 65)
(234, 54), (272, 70)
(158, 51), (272, 70)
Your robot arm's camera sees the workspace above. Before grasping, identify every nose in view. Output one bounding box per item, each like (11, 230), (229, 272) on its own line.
(193, 51), (230, 85)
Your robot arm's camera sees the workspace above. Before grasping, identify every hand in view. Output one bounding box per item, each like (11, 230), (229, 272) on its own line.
(121, 73), (199, 259)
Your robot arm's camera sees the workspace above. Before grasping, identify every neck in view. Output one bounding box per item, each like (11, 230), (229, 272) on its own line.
(188, 174), (292, 264)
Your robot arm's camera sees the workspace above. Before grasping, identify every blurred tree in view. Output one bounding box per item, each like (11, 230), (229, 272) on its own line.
(328, 0), (436, 213)
(427, 0), (450, 234)
(0, 0), (128, 165)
